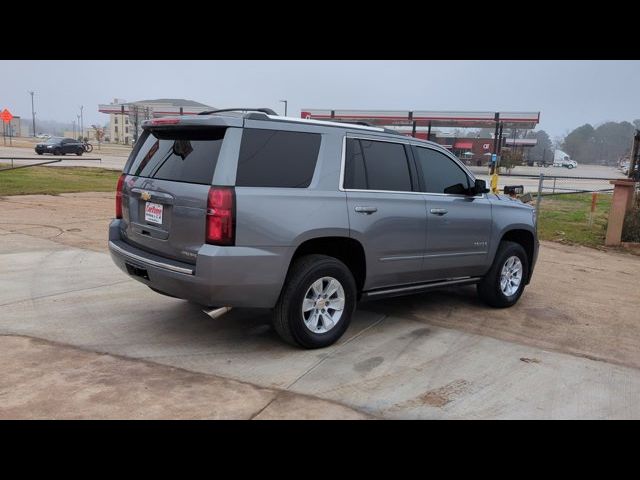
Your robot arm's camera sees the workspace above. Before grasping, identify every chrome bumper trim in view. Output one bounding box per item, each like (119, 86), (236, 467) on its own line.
(109, 241), (194, 275)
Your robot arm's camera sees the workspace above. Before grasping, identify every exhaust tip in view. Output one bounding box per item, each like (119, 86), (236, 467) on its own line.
(203, 306), (232, 320)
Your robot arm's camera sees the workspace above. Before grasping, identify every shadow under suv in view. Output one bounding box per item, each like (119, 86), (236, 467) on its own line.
(109, 108), (539, 348)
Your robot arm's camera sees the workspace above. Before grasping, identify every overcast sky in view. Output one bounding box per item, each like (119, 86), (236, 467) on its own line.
(1, 60), (638, 138)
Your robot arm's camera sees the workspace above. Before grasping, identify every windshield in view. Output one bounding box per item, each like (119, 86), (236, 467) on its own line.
(45, 137), (62, 144)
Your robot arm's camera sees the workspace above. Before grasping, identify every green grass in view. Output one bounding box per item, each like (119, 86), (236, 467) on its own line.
(0, 164), (120, 196)
(536, 193), (612, 248)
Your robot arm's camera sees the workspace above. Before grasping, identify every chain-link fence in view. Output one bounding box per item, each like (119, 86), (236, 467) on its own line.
(502, 173), (618, 247)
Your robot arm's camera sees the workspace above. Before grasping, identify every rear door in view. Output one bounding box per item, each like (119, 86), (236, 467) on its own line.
(344, 137), (427, 290)
(412, 145), (492, 280)
(120, 126), (229, 263)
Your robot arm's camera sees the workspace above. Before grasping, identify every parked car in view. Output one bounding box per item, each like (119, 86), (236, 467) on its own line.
(108, 109), (539, 348)
(35, 137), (85, 156)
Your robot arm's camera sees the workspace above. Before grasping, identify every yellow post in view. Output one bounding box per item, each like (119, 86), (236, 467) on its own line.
(490, 171), (499, 193)
(489, 152), (500, 193)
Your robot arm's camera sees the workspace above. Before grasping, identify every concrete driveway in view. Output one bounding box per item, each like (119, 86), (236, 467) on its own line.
(2, 193), (640, 419)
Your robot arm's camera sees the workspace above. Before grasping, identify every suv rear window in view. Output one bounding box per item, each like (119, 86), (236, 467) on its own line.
(236, 128), (321, 188)
(125, 127), (226, 185)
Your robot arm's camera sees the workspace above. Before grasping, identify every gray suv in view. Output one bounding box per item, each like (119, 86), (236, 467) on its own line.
(109, 108), (539, 348)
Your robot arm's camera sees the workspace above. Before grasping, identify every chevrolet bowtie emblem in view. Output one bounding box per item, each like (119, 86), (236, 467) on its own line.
(141, 191), (151, 201)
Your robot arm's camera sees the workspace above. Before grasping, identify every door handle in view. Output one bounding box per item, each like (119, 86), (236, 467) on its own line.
(430, 208), (448, 215)
(355, 206), (378, 215)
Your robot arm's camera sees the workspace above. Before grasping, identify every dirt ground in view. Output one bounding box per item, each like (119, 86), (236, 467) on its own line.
(0, 192), (113, 252)
(2, 192), (640, 418)
(0, 335), (370, 419)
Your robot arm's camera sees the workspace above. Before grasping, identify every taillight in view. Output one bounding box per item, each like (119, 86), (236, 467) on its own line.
(115, 173), (125, 219)
(206, 187), (235, 245)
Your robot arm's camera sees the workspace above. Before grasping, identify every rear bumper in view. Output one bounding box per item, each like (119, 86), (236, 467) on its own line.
(108, 220), (291, 308)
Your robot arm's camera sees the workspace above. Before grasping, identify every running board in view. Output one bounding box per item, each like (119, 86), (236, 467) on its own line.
(361, 277), (482, 301)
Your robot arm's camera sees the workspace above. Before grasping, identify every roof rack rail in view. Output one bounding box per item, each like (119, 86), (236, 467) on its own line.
(198, 108), (278, 116)
(323, 119), (402, 135)
(336, 120), (374, 127)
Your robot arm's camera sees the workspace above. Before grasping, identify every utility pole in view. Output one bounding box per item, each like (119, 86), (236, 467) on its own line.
(280, 99), (288, 116)
(121, 104), (126, 145)
(77, 115), (81, 139)
(80, 105), (84, 140)
(28, 91), (36, 136)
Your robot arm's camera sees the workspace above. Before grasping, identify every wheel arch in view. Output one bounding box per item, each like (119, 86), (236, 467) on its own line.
(287, 236), (367, 296)
(499, 229), (535, 282)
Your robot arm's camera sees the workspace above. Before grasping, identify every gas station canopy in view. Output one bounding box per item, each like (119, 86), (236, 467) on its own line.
(300, 109), (540, 130)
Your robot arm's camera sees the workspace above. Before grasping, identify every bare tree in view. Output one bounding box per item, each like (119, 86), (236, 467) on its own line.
(91, 124), (105, 150)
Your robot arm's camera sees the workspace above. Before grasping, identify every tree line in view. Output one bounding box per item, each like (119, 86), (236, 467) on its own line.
(460, 119), (640, 165)
(560, 120), (640, 164)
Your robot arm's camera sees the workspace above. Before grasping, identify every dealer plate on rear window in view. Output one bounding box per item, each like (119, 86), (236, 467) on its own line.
(144, 202), (163, 224)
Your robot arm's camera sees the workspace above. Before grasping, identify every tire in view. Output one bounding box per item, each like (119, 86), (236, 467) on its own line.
(53, 148), (62, 156)
(36, 152), (42, 155)
(76, 149), (83, 156)
(273, 254), (357, 349)
(477, 241), (529, 308)
(84, 143), (93, 153)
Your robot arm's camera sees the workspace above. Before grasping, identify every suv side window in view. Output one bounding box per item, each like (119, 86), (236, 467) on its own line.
(236, 128), (321, 188)
(344, 138), (367, 189)
(344, 138), (412, 192)
(414, 146), (472, 195)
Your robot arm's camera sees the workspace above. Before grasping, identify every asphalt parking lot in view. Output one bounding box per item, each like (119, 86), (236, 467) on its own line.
(0, 144), (128, 171)
(2, 192), (640, 419)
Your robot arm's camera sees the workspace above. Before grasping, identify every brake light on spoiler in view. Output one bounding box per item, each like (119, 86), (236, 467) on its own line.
(149, 117), (181, 126)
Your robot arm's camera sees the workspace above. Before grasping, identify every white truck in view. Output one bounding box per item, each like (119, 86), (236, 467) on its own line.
(553, 150), (577, 169)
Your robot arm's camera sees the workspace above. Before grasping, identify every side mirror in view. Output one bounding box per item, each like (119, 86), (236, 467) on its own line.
(474, 179), (489, 195)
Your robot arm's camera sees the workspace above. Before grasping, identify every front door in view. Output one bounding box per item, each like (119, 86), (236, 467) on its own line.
(412, 145), (492, 281)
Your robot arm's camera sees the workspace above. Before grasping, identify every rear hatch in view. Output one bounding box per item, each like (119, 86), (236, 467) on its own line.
(120, 124), (228, 264)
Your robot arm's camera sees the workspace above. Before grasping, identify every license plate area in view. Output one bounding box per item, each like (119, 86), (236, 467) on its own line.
(125, 263), (149, 280)
(144, 202), (163, 224)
